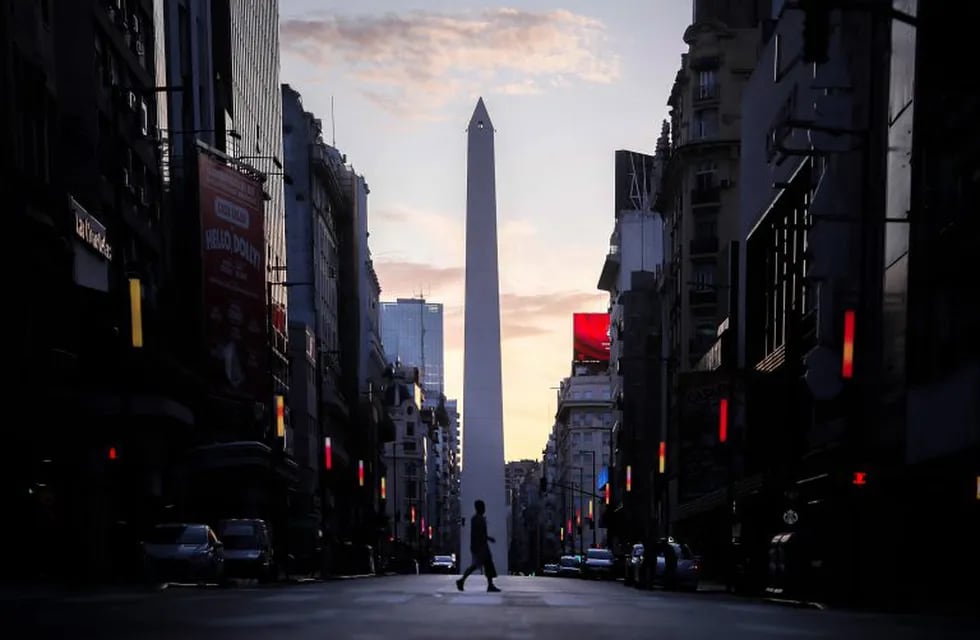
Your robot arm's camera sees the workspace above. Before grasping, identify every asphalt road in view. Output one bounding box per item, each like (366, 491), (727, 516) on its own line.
(5, 575), (978, 639)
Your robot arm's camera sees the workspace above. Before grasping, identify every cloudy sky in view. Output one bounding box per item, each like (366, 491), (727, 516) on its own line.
(279, 0), (690, 461)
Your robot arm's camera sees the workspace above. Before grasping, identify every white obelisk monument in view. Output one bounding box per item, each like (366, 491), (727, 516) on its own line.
(460, 97), (508, 572)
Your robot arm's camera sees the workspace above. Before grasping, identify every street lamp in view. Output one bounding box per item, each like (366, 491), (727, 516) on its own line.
(579, 450), (597, 548)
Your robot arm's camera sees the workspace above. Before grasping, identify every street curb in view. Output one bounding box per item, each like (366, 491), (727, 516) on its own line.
(762, 597), (828, 611)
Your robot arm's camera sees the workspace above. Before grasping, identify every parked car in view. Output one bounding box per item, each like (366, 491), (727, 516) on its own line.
(430, 554), (457, 574)
(215, 519), (276, 581)
(557, 555), (582, 578)
(582, 548), (617, 580)
(652, 539), (701, 591)
(142, 523), (225, 585)
(542, 562), (560, 576)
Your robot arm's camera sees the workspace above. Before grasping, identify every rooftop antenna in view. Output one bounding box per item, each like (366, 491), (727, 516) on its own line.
(331, 96), (336, 146)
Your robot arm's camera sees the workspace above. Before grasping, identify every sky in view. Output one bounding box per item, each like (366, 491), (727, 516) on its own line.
(278, 1), (691, 462)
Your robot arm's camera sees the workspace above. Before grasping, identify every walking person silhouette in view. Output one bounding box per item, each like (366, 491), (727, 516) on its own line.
(456, 499), (501, 592)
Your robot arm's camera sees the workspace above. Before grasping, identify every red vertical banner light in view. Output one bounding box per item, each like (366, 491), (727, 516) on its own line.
(428, 526), (433, 540)
(380, 476), (387, 500)
(576, 507), (581, 526)
(324, 437), (332, 470)
(719, 398), (729, 443)
(410, 505), (416, 524)
(566, 518), (572, 534)
(108, 446), (118, 461)
(626, 465), (632, 492)
(658, 441), (666, 474)
(842, 309), (856, 379)
(604, 483), (610, 505)
(358, 459), (365, 487)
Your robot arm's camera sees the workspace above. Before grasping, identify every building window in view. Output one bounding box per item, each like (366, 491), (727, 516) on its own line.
(695, 162), (717, 190)
(693, 263), (715, 289)
(697, 69), (717, 99)
(407, 481), (418, 499)
(694, 109), (719, 139)
(406, 421), (415, 437)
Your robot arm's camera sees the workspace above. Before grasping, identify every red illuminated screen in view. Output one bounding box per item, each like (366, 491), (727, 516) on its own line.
(573, 313), (610, 363)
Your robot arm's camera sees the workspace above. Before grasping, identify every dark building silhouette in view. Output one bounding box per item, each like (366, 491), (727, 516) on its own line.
(5, 0), (190, 582)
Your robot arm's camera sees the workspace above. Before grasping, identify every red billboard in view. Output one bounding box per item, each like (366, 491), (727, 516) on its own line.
(573, 313), (610, 363)
(198, 150), (267, 399)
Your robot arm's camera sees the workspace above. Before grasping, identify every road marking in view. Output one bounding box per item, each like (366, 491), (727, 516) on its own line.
(448, 594), (504, 605)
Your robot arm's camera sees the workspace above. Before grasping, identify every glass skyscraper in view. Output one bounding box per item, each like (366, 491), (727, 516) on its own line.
(380, 298), (444, 398)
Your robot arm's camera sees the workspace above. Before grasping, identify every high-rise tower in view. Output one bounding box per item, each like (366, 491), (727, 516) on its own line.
(460, 98), (508, 570)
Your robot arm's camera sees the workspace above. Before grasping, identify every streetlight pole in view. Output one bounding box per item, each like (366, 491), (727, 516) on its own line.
(578, 466), (584, 556)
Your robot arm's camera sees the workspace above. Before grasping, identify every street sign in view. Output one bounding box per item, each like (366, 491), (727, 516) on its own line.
(782, 509), (799, 525)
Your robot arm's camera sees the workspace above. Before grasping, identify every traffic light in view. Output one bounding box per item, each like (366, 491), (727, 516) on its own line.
(801, 0), (830, 64)
(719, 397), (729, 443)
(852, 471), (867, 486)
(324, 437), (332, 470)
(108, 446), (118, 461)
(842, 309), (856, 379)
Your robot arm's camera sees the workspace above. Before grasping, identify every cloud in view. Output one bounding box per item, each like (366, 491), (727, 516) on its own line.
(374, 260), (464, 297)
(280, 9), (620, 118)
(436, 289), (605, 351)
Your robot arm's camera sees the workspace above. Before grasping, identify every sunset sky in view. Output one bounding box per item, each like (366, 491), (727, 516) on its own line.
(279, 1), (690, 461)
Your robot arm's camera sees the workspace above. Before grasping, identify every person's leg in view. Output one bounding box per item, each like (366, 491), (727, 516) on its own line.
(456, 558), (480, 590)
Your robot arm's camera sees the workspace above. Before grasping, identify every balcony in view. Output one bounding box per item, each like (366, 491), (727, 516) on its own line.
(689, 236), (719, 255)
(688, 289), (717, 306)
(690, 186), (721, 207)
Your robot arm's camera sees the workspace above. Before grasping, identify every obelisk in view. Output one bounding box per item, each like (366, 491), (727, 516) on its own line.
(460, 97), (508, 572)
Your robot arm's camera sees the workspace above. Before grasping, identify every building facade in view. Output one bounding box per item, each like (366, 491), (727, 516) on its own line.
(281, 83), (351, 572)
(380, 298), (445, 397)
(5, 0), (201, 581)
(597, 141), (671, 553)
(656, 0), (764, 584)
(382, 365), (427, 553)
(554, 369), (615, 554)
